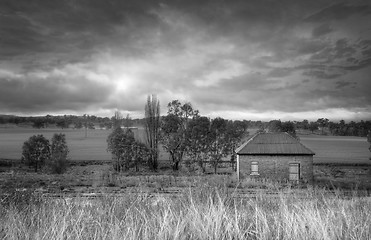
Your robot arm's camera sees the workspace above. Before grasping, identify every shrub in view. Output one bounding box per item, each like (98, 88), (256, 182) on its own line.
(21, 135), (50, 172)
(50, 133), (69, 174)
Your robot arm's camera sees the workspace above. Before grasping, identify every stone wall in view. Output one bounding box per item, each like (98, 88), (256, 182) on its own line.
(237, 155), (313, 184)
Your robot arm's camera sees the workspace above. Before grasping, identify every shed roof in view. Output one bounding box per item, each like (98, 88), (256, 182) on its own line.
(236, 132), (315, 155)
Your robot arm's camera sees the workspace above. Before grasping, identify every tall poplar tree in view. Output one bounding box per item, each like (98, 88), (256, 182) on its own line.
(144, 94), (161, 170)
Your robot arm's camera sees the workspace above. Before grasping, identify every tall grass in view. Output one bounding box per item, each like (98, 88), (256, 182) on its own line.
(1, 187), (370, 239)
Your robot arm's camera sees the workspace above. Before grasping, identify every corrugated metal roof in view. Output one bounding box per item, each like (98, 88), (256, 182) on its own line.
(236, 132), (315, 155)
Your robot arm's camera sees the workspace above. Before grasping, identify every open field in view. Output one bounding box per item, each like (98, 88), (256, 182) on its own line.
(0, 126), (170, 162)
(300, 135), (370, 164)
(0, 126), (370, 165)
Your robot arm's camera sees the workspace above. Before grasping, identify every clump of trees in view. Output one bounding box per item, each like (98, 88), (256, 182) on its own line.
(160, 100), (246, 172)
(106, 98), (247, 173)
(21, 133), (69, 173)
(267, 120), (297, 138)
(107, 118), (150, 172)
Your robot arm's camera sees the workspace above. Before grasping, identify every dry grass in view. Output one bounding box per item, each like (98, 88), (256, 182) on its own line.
(1, 186), (370, 240)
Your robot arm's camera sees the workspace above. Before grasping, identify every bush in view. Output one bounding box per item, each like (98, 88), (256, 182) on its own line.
(21, 135), (50, 172)
(50, 133), (69, 174)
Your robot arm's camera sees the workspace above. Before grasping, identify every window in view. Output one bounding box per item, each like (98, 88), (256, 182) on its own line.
(289, 163), (300, 182)
(251, 162), (259, 175)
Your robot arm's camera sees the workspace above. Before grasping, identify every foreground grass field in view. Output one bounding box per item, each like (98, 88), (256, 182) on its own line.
(1, 126), (370, 164)
(1, 186), (370, 239)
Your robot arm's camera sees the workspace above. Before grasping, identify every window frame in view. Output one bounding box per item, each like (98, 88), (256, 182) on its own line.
(250, 161), (259, 175)
(289, 163), (300, 182)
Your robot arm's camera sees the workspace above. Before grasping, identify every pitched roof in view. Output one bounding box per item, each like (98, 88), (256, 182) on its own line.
(236, 132), (315, 155)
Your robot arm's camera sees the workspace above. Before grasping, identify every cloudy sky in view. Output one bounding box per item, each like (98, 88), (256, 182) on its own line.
(1, 0), (371, 121)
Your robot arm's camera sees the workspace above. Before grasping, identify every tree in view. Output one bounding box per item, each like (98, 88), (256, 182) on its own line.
(268, 120), (297, 138)
(185, 116), (211, 172)
(74, 121), (83, 129)
(132, 141), (150, 172)
(209, 117), (228, 174)
(317, 118), (329, 135)
(160, 100), (198, 170)
(56, 118), (69, 129)
(50, 133), (69, 174)
(32, 118), (45, 129)
(123, 114), (132, 129)
(111, 111), (123, 129)
(309, 122), (319, 133)
(281, 121), (297, 138)
(21, 135), (50, 172)
(225, 120), (246, 169)
(144, 94), (161, 170)
(268, 120), (282, 132)
(107, 127), (136, 172)
(301, 119), (309, 130)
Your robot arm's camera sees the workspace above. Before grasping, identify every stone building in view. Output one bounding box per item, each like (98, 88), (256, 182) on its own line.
(235, 132), (315, 183)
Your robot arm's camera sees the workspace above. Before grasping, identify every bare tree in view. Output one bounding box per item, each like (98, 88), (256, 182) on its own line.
(145, 94), (161, 170)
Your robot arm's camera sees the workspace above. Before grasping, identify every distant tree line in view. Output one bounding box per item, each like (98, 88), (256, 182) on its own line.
(295, 118), (371, 137)
(2, 113), (370, 138)
(0, 114), (143, 130)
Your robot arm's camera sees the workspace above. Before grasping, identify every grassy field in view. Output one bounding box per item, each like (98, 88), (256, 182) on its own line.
(0, 126), (370, 164)
(0, 127), (113, 161)
(300, 135), (370, 164)
(1, 186), (370, 239)
(0, 126), (171, 162)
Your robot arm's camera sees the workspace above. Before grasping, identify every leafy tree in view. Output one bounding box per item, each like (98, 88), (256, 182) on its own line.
(309, 122), (319, 133)
(268, 120), (282, 132)
(209, 117), (229, 174)
(317, 118), (329, 135)
(32, 118), (45, 129)
(268, 120), (297, 138)
(281, 121), (297, 138)
(160, 100), (198, 170)
(107, 127), (136, 171)
(50, 133), (69, 174)
(104, 121), (113, 129)
(21, 135), (50, 172)
(56, 118), (69, 129)
(144, 94), (161, 170)
(301, 119), (309, 130)
(74, 121), (83, 129)
(225, 120), (246, 168)
(132, 141), (150, 172)
(185, 116), (211, 172)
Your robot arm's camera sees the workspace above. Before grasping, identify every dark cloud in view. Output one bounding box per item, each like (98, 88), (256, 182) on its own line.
(312, 23), (333, 37)
(335, 80), (356, 89)
(305, 2), (371, 22)
(303, 70), (342, 79)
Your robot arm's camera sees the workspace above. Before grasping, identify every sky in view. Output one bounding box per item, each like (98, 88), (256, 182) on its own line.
(0, 0), (371, 121)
